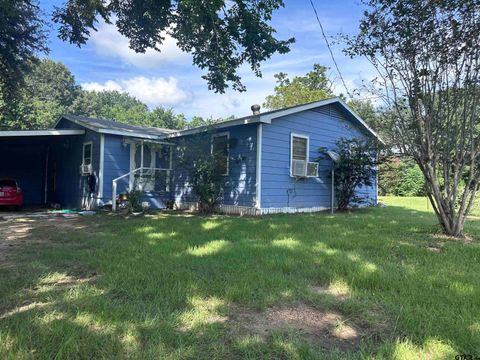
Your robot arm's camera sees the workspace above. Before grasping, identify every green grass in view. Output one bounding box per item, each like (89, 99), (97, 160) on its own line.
(0, 197), (479, 359)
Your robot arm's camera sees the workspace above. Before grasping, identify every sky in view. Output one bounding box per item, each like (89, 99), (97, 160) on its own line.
(40, 0), (376, 120)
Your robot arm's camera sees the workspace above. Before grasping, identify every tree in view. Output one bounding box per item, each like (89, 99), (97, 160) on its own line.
(263, 64), (334, 110)
(188, 115), (234, 129)
(51, 0), (294, 93)
(319, 137), (380, 211)
(71, 91), (189, 130)
(71, 90), (149, 126)
(0, 0), (48, 119)
(346, 0), (480, 237)
(1, 59), (80, 129)
(348, 99), (386, 137)
(148, 107), (187, 130)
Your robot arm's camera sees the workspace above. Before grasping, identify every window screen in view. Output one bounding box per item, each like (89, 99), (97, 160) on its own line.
(292, 136), (308, 161)
(83, 143), (92, 165)
(212, 134), (229, 175)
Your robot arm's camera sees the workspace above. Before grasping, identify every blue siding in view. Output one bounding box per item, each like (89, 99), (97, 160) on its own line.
(172, 124), (257, 207)
(101, 134), (131, 203)
(54, 136), (83, 208)
(260, 104), (377, 209)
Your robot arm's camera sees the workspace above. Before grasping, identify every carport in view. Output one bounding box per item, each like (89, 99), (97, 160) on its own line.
(0, 129), (85, 207)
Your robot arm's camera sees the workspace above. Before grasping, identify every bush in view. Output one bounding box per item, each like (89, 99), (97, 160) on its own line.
(319, 137), (380, 211)
(396, 166), (426, 196)
(190, 158), (224, 214)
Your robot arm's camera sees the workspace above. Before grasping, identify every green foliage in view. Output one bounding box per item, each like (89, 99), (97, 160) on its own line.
(71, 90), (148, 125)
(176, 132), (226, 214)
(148, 107), (187, 130)
(379, 157), (426, 197)
(52, 0), (293, 93)
(0, 0), (48, 117)
(191, 158), (225, 214)
(378, 157), (403, 196)
(397, 166), (426, 197)
(188, 115), (234, 129)
(319, 137), (380, 211)
(1, 59), (80, 129)
(263, 64), (334, 110)
(1, 198), (479, 358)
(345, 0), (480, 237)
(347, 98), (387, 138)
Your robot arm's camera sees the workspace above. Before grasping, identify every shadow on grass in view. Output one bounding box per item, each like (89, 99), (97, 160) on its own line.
(0, 205), (479, 358)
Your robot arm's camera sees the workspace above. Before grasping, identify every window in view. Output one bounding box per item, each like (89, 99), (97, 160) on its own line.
(211, 132), (229, 176)
(83, 142), (92, 165)
(290, 134), (309, 176)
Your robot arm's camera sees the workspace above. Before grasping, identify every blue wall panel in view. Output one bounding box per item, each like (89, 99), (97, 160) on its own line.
(101, 134), (131, 203)
(172, 124), (257, 207)
(260, 104), (377, 209)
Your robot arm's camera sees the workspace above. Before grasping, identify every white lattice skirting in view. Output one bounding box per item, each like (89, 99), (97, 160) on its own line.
(174, 202), (330, 216)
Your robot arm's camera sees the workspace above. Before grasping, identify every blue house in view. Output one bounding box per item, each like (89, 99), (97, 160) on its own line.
(0, 97), (381, 214)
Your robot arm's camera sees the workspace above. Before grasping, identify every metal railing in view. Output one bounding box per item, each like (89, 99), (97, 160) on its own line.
(112, 167), (171, 211)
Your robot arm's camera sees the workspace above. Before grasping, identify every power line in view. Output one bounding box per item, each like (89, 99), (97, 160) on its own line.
(309, 0), (353, 100)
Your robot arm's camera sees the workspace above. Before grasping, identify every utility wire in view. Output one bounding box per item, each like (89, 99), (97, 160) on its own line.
(309, 0), (353, 100)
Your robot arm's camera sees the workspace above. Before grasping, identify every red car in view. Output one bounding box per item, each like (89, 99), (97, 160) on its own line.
(0, 178), (23, 209)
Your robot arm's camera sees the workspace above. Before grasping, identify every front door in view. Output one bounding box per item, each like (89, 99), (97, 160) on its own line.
(130, 142), (156, 191)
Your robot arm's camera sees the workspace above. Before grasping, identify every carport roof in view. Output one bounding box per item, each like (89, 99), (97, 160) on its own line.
(0, 129), (85, 137)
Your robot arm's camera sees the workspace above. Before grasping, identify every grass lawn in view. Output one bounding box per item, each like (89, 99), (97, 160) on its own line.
(0, 197), (479, 359)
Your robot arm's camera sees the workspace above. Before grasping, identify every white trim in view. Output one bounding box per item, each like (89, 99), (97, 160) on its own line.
(0, 129), (85, 137)
(164, 97), (383, 144)
(97, 128), (169, 140)
(255, 124), (263, 209)
(82, 141), (93, 166)
(168, 117), (261, 138)
(290, 133), (309, 177)
(99, 134), (105, 198)
(129, 143), (135, 189)
(262, 98), (384, 144)
(211, 131), (230, 176)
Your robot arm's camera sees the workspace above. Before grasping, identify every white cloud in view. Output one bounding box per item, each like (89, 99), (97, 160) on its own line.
(81, 80), (122, 92)
(81, 76), (191, 106)
(90, 22), (189, 68)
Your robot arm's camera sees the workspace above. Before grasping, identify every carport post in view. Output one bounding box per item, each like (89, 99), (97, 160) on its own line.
(112, 181), (117, 211)
(331, 168), (334, 214)
(44, 146), (49, 205)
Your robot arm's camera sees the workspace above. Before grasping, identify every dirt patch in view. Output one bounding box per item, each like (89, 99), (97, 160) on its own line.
(0, 216), (88, 268)
(426, 245), (442, 253)
(230, 303), (362, 353)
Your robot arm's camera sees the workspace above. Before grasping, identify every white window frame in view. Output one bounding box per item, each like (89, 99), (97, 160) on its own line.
(211, 132), (230, 176)
(82, 142), (93, 166)
(290, 133), (309, 177)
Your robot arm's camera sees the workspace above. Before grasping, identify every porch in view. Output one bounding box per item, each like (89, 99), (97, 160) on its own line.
(110, 139), (173, 211)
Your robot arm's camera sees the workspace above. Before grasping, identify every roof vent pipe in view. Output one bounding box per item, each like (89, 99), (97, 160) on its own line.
(251, 104), (261, 115)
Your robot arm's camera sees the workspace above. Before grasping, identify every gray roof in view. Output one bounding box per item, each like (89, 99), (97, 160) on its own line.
(56, 97), (383, 144)
(60, 115), (176, 137)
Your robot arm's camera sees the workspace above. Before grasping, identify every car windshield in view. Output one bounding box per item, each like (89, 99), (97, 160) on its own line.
(0, 179), (17, 187)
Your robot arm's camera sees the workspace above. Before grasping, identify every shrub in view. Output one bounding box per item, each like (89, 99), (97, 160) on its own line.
(319, 137), (380, 211)
(190, 158), (224, 214)
(396, 166), (426, 196)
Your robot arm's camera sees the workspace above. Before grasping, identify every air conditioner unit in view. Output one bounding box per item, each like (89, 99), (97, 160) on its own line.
(306, 162), (319, 177)
(291, 159), (307, 177)
(80, 164), (92, 175)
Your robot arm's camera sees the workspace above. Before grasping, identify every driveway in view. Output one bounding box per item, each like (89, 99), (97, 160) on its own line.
(0, 215), (85, 268)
